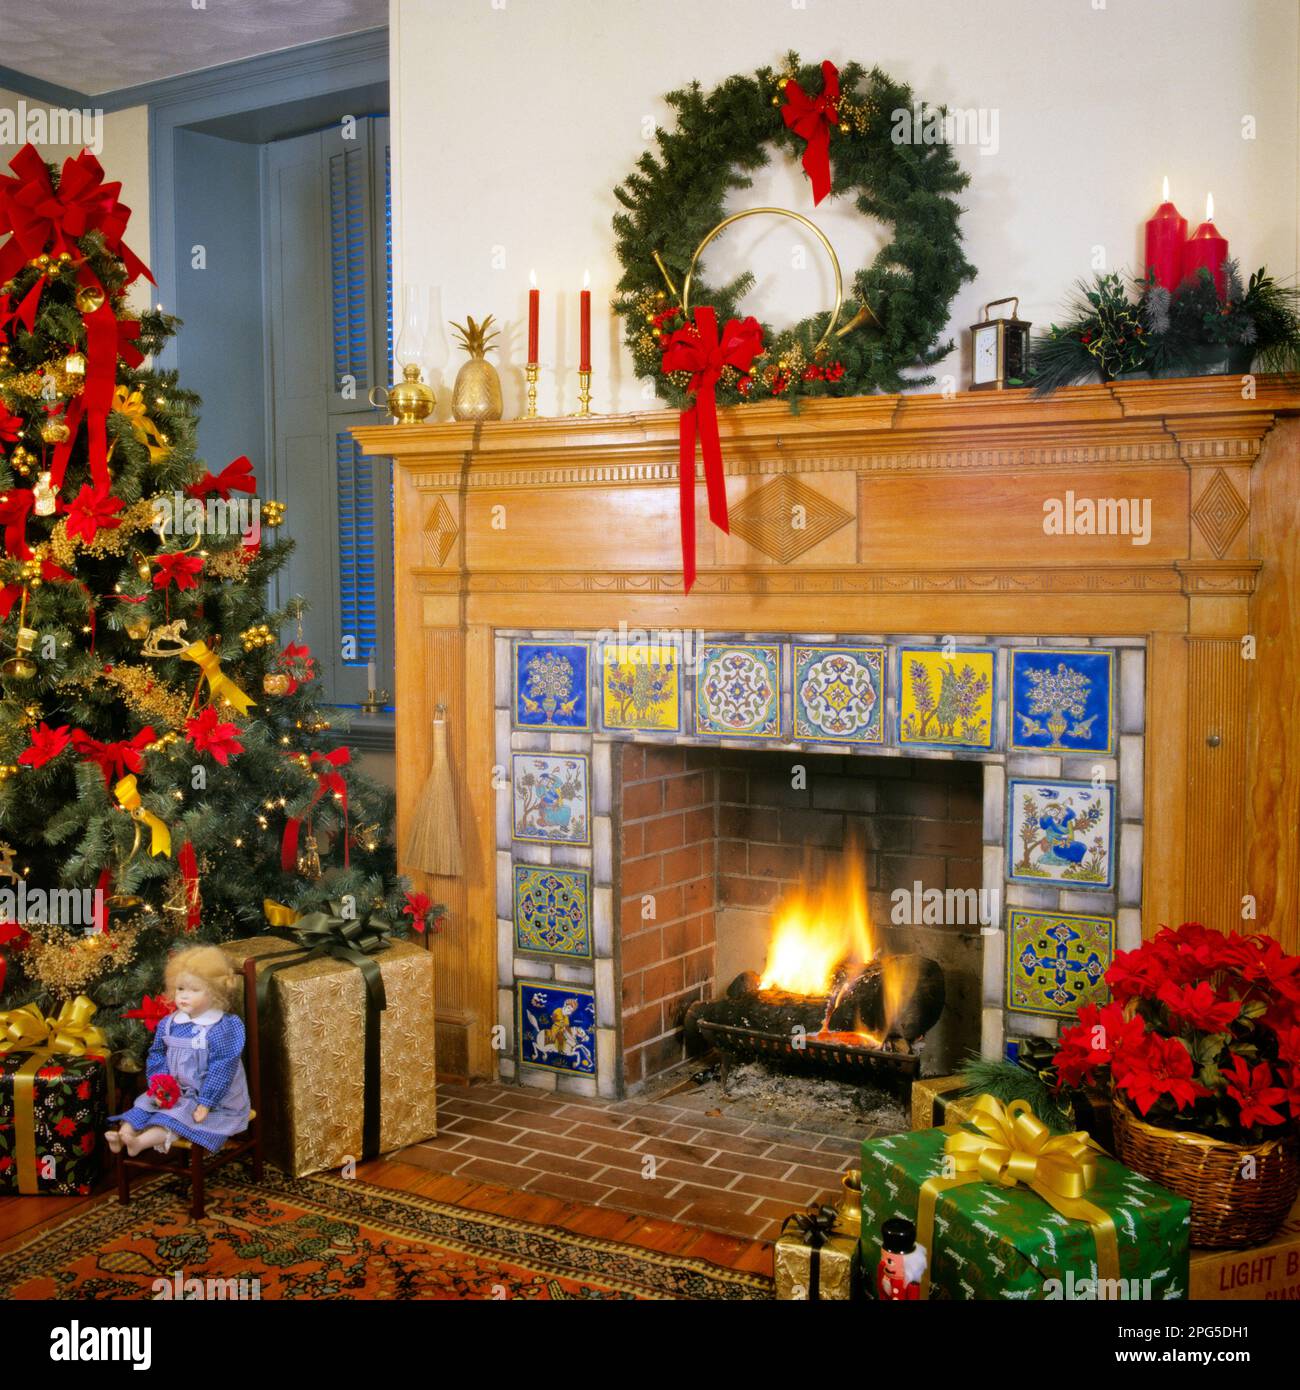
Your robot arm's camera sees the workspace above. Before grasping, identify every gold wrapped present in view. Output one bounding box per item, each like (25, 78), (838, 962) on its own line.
(775, 1207), (858, 1300)
(224, 933), (437, 1177)
(910, 1074), (977, 1130)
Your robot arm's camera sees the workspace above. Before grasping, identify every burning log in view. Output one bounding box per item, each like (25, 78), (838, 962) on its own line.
(686, 954), (945, 1047)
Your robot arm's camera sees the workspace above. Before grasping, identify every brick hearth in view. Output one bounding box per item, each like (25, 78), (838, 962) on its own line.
(398, 1081), (892, 1241)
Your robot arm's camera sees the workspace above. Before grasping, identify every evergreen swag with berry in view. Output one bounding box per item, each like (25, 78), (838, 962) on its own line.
(612, 54), (976, 408)
(1054, 923), (1300, 1143)
(1030, 262), (1300, 394)
(0, 145), (420, 1064)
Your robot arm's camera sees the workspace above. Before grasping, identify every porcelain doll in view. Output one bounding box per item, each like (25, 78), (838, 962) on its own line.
(876, 1216), (927, 1300)
(106, 945), (251, 1157)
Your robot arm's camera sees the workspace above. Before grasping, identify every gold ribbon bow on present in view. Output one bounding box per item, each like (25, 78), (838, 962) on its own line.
(111, 384), (169, 464)
(916, 1093), (1119, 1296)
(182, 639), (256, 716)
(0, 995), (109, 1194)
(263, 899), (299, 928)
(115, 774), (172, 858)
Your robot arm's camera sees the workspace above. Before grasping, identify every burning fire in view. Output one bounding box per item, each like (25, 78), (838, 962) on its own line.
(759, 848), (874, 997)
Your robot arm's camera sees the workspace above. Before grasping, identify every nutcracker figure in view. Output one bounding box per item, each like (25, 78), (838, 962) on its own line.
(876, 1216), (927, 1300)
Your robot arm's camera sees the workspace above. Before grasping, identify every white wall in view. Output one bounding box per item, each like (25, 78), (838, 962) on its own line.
(390, 0), (1299, 417)
(0, 90), (151, 310)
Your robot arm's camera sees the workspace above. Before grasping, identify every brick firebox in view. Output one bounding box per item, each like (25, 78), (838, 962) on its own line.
(617, 745), (984, 1092)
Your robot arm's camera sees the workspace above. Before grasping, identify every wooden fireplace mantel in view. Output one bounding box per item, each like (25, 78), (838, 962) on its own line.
(356, 376), (1300, 1078)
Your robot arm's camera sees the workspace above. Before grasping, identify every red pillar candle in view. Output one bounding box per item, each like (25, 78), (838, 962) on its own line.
(579, 270), (592, 373)
(1144, 176), (1187, 291)
(1184, 193), (1229, 298)
(527, 269), (539, 364)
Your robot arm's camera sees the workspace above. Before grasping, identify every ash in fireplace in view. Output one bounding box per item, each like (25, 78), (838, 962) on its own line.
(671, 1061), (909, 1138)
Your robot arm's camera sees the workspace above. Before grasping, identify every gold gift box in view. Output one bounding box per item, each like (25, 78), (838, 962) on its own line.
(223, 935), (438, 1177)
(910, 1075), (978, 1130)
(775, 1226), (858, 1300)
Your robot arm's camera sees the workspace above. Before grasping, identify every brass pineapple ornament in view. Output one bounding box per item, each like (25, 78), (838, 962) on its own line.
(450, 314), (504, 421)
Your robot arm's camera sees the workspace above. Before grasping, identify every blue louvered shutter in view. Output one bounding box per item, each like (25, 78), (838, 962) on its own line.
(328, 145), (371, 397)
(335, 432), (377, 666)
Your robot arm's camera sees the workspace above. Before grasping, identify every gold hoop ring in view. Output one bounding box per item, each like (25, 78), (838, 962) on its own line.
(680, 207), (843, 356)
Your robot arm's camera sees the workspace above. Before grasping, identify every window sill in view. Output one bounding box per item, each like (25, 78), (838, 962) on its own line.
(324, 706), (396, 753)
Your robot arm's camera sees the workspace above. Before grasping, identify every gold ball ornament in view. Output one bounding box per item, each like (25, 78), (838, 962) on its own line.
(74, 285), (106, 314)
(123, 613), (151, 640)
(262, 500), (285, 527)
(839, 122), (851, 134)
(39, 417), (70, 445)
(263, 672), (292, 696)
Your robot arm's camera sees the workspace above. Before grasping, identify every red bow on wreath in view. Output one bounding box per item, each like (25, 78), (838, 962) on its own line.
(661, 307), (764, 592)
(187, 455), (256, 502)
(281, 747), (351, 873)
(781, 60), (841, 206)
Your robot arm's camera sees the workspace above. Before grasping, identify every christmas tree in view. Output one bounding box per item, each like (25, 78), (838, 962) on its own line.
(0, 144), (416, 1063)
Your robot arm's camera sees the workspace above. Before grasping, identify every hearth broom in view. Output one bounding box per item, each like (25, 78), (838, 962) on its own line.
(404, 704), (462, 876)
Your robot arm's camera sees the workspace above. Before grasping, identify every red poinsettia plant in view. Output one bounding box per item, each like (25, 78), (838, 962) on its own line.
(1054, 923), (1300, 1142)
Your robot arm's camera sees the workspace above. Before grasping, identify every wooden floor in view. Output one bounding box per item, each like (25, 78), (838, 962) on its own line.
(0, 1156), (774, 1280)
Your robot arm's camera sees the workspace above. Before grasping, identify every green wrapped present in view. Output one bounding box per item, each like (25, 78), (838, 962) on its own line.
(860, 1095), (1191, 1300)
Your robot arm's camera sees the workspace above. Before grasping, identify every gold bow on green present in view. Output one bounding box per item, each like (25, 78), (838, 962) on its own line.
(0, 995), (109, 1194)
(916, 1092), (1119, 1297)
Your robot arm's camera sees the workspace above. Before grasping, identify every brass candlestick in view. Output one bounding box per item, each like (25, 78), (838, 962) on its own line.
(525, 362), (539, 418)
(360, 687), (390, 715)
(574, 369), (593, 417)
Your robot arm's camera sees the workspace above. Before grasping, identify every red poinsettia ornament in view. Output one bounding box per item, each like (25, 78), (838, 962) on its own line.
(185, 706), (245, 766)
(61, 482), (124, 545)
(18, 722), (72, 769)
(125, 993), (177, 1034)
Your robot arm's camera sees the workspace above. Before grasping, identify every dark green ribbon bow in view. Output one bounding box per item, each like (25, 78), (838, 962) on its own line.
(781, 1204), (839, 1301)
(257, 901), (396, 1161)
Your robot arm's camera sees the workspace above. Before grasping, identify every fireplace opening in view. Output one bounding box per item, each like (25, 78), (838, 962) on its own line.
(617, 745), (987, 1096)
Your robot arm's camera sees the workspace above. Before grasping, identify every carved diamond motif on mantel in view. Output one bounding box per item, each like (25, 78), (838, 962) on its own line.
(423, 496), (459, 565)
(1191, 468), (1248, 558)
(727, 474), (853, 564)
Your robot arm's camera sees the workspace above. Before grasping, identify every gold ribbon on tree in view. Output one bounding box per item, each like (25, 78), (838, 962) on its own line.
(916, 1093), (1119, 1296)
(110, 385), (168, 464)
(182, 640), (256, 716)
(0, 996), (109, 1193)
(114, 774), (172, 858)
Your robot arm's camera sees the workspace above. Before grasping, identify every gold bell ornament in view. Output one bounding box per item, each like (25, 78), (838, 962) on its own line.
(296, 831), (322, 881)
(74, 284), (105, 314)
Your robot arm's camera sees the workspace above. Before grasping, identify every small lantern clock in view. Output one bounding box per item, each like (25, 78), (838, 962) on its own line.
(970, 297), (1031, 390)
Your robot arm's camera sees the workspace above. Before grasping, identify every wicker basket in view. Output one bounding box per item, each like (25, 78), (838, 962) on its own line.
(1111, 1100), (1300, 1248)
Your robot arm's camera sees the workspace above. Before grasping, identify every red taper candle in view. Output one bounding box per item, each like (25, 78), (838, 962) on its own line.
(579, 270), (592, 373)
(1184, 193), (1229, 298)
(527, 268), (539, 364)
(1144, 176), (1187, 292)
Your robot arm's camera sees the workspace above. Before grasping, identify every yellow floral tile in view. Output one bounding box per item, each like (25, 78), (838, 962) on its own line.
(600, 641), (680, 732)
(898, 646), (995, 750)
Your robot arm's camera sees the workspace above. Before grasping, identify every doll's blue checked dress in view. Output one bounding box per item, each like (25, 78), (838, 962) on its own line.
(110, 1008), (251, 1152)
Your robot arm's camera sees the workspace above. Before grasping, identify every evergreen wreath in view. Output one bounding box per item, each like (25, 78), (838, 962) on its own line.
(613, 54), (977, 408)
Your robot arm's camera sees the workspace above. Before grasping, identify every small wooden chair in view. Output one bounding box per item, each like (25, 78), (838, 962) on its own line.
(115, 956), (264, 1220)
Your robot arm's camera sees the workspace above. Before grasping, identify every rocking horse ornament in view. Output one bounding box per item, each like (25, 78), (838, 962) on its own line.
(612, 53), (976, 591)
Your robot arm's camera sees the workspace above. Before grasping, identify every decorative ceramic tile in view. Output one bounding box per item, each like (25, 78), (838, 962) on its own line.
(695, 642), (781, 738)
(898, 645), (995, 750)
(512, 640), (591, 731)
(600, 640), (681, 732)
(1008, 777), (1115, 889)
(514, 865), (592, 959)
(511, 753), (591, 846)
(793, 645), (885, 744)
(1010, 648), (1114, 755)
(517, 980), (597, 1076)
(1005, 908), (1115, 1019)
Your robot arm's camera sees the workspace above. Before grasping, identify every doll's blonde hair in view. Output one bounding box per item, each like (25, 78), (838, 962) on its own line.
(164, 946), (239, 1013)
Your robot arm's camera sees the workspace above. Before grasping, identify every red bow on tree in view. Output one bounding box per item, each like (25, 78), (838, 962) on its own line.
(187, 455), (256, 502)
(781, 60), (841, 206)
(661, 307), (764, 592)
(0, 487), (34, 560)
(281, 747), (351, 873)
(124, 993), (177, 1033)
(153, 552), (203, 592)
(177, 840), (202, 931)
(277, 641), (317, 694)
(72, 726), (156, 789)
(0, 144), (152, 289)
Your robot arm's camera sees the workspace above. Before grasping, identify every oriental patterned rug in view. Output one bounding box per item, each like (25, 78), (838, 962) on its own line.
(0, 1164), (773, 1300)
